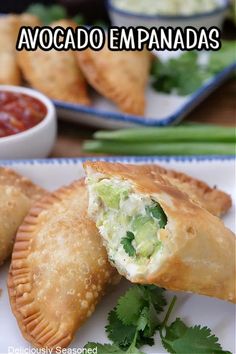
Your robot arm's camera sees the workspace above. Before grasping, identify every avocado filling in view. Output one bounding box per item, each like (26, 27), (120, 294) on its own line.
(88, 177), (168, 275)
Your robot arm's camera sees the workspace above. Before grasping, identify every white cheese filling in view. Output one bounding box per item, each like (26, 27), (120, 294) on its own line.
(87, 173), (169, 278)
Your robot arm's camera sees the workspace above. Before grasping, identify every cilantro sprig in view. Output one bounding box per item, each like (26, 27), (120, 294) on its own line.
(85, 285), (232, 354)
(151, 41), (236, 96)
(26, 3), (85, 25)
(121, 232), (136, 257)
(85, 285), (166, 353)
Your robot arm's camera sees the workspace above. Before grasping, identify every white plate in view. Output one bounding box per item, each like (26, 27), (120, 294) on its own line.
(55, 61), (236, 129)
(0, 157), (235, 354)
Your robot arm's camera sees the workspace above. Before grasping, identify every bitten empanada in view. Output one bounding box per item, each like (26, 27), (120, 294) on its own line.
(140, 164), (232, 217)
(84, 161), (236, 303)
(17, 20), (90, 105)
(0, 167), (45, 265)
(77, 44), (152, 115)
(8, 180), (118, 349)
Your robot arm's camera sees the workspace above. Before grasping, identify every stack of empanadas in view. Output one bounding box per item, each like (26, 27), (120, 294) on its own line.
(0, 14), (152, 115)
(5, 162), (235, 351)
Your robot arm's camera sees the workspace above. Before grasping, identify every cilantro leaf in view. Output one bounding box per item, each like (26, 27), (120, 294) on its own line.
(86, 286), (231, 354)
(142, 304), (159, 338)
(121, 231), (136, 257)
(116, 285), (166, 332)
(147, 202), (167, 229)
(151, 42), (236, 96)
(106, 309), (137, 349)
(141, 285), (167, 314)
(108, 285), (166, 350)
(151, 52), (205, 96)
(126, 341), (146, 354)
(116, 286), (145, 325)
(27, 4), (67, 25)
(161, 318), (232, 354)
(208, 41), (236, 75)
(106, 308), (152, 349)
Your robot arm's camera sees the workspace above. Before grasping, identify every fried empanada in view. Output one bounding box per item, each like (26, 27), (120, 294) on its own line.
(77, 44), (152, 115)
(0, 167), (45, 265)
(0, 14), (40, 86)
(19, 13), (41, 27)
(140, 164), (232, 217)
(0, 15), (21, 85)
(84, 161), (236, 303)
(8, 180), (118, 349)
(17, 19), (90, 105)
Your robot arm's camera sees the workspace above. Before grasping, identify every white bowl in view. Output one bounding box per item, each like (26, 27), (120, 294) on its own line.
(0, 86), (57, 160)
(107, 0), (229, 29)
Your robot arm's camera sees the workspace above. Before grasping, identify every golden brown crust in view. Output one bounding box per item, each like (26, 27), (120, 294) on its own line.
(17, 20), (90, 105)
(8, 180), (118, 349)
(84, 162), (231, 217)
(0, 167), (45, 202)
(19, 14), (41, 27)
(140, 164), (232, 217)
(0, 15), (21, 85)
(0, 14), (41, 85)
(84, 161), (236, 303)
(0, 186), (31, 266)
(0, 167), (45, 266)
(77, 45), (152, 115)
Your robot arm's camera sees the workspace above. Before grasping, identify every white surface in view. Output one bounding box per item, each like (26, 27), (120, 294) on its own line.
(56, 89), (187, 129)
(0, 157), (235, 354)
(0, 86), (57, 159)
(55, 60), (235, 129)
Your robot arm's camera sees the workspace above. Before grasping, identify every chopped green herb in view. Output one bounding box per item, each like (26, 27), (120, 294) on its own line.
(147, 202), (167, 229)
(121, 231), (136, 257)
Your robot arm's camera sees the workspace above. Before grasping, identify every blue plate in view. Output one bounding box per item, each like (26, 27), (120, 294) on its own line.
(55, 62), (236, 129)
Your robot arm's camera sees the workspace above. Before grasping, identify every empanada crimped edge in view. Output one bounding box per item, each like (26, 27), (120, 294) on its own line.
(8, 180), (119, 349)
(77, 49), (151, 115)
(0, 167), (45, 265)
(140, 164), (232, 217)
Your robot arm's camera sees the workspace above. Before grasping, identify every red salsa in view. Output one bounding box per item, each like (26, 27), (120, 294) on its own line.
(0, 91), (47, 138)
